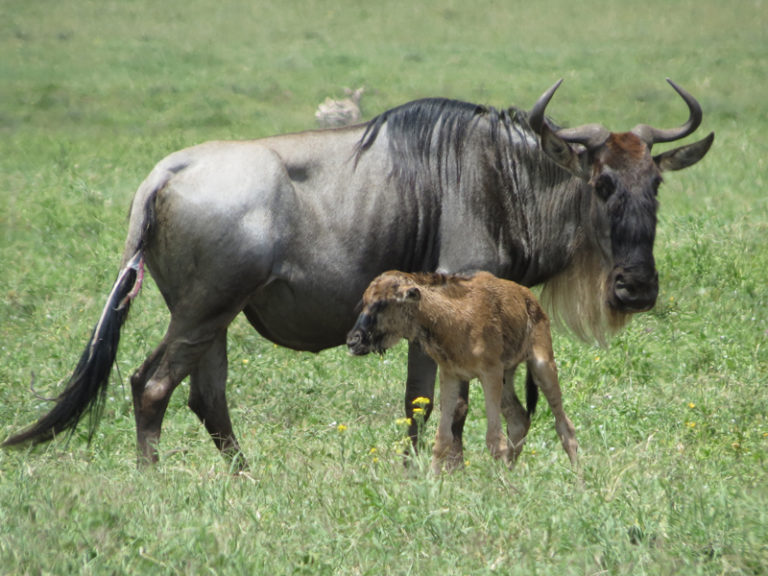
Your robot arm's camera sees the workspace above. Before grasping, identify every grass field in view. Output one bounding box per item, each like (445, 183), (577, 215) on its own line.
(1, 0), (766, 574)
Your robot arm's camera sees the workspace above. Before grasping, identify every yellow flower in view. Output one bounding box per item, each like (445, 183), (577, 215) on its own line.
(337, 424), (347, 433)
(242, 358), (249, 365)
(395, 417), (412, 427)
(412, 397), (431, 407)
(686, 421), (696, 429)
(369, 447), (377, 454)
(688, 402), (696, 409)
(413, 407), (425, 416)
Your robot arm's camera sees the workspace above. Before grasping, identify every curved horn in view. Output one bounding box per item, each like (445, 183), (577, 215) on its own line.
(528, 79), (563, 134)
(555, 123), (611, 149)
(529, 79), (610, 149)
(632, 78), (703, 145)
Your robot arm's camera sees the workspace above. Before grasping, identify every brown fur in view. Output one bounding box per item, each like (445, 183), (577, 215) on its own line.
(604, 132), (651, 165)
(348, 270), (579, 473)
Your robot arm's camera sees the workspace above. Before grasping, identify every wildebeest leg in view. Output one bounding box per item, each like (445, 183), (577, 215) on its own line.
(131, 320), (222, 467)
(130, 344), (167, 466)
(501, 367), (531, 466)
(431, 372), (462, 474)
(188, 329), (246, 471)
(479, 369), (507, 461)
(527, 329), (579, 468)
(405, 342), (437, 451)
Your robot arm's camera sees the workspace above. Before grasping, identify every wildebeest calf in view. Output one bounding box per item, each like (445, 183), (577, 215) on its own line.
(347, 270), (578, 474)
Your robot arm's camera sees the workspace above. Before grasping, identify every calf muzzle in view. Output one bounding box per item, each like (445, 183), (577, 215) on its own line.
(346, 312), (374, 355)
(346, 328), (371, 356)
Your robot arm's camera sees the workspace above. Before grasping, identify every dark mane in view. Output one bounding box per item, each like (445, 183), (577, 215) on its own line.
(354, 98), (536, 191)
(357, 98), (492, 152)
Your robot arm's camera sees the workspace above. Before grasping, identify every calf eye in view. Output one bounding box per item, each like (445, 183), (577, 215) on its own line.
(594, 174), (615, 201)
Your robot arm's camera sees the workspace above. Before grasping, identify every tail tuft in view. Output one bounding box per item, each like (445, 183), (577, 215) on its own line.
(3, 253), (143, 447)
(525, 370), (539, 417)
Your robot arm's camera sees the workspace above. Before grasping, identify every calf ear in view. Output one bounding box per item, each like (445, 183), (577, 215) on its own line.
(654, 132), (714, 172)
(397, 286), (421, 302)
(540, 124), (591, 180)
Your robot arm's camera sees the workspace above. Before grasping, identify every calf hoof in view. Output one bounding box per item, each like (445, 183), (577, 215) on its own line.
(444, 437), (465, 471)
(430, 455), (464, 475)
(505, 440), (526, 468)
(444, 451), (465, 473)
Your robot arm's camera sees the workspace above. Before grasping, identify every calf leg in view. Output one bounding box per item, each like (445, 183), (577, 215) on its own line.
(450, 381), (470, 464)
(431, 372), (462, 474)
(478, 369), (507, 461)
(501, 367), (531, 465)
(188, 329), (246, 471)
(405, 343), (469, 465)
(527, 326), (579, 468)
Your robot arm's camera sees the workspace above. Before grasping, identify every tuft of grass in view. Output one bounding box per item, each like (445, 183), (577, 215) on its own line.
(1, 0), (767, 574)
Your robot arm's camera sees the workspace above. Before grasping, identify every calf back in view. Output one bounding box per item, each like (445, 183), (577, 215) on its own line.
(411, 271), (543, 376)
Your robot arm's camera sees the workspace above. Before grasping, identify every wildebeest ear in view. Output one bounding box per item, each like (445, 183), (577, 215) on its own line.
(540, 124), (591, 180)
(654, 132), (714, 172)
(398, 286), (421, 302)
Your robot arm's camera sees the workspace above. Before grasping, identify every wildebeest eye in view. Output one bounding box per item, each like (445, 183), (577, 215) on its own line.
(594, 173), (615, 201)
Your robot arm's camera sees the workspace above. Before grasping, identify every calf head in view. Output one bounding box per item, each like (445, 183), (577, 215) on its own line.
(346, 271), (421, 356)
(529, 79), (714, 314)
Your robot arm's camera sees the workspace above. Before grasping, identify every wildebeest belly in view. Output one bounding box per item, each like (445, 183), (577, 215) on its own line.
(242, 275), (366, 352)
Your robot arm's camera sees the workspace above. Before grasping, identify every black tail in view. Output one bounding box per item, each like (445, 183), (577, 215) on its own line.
(525, 370), (539, 417)
(3, 253), (143, 447)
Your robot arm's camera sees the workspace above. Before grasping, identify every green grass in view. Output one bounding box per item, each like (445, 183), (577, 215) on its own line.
(1, 0), (766, 574)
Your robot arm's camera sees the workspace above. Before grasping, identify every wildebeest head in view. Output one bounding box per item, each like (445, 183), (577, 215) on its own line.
(529, 79), (714, 315)
(346, 271), (421, 356)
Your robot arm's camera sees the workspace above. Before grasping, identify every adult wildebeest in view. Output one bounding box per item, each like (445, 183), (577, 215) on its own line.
(3, 79), (713, 468)
(347, 270), (579, 474)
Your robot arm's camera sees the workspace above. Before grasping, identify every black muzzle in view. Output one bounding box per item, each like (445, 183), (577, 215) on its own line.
(609, 265), (659, 312)
(346, 313), (375, 356)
